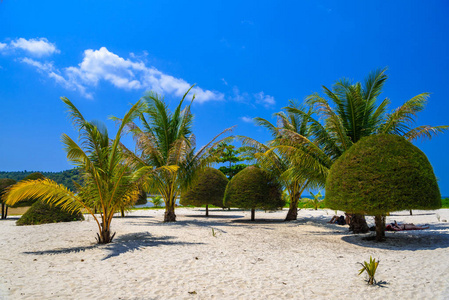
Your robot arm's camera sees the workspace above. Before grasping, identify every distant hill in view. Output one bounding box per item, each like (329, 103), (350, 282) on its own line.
(0, 169), (83, 192)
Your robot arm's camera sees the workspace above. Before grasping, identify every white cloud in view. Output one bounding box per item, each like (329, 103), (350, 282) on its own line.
(232, 86), (249, 102)
(21, 57), (91, 98)
(20, 46), (223, 102)
(254, 91), (275, 107)
(10, 38), (59, 57)
(240, 116), (253, 123)
(0, 42), (7, 51)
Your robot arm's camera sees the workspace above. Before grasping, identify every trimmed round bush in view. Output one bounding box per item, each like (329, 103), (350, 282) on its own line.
(17, 201), (84, 226)
(224, 166), (284, 220)
(180, 168), (229, 215)
(325, 134), (441, 214)
(325, 134), (441, 240)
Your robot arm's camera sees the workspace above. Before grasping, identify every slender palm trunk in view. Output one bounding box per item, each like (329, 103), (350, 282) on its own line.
(205, 204), (209, 216)
(120, 209), (125, 217)
(374, 215), (386, 241)
(251, 208), (255, 221)
(285, 200), (298, 221)
(349, 214), (370, 233)
(1, 203), (7, 219)
(164, 197), (176, 222)
(96, 221), (115, 244)
(285, 188), (302, 221)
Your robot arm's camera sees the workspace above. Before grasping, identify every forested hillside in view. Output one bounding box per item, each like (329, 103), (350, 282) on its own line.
(0, 169), (83, 191)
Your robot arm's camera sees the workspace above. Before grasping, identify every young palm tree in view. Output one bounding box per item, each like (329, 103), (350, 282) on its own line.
(240, 101), (324, 221)
(118, 87), (232, 222)
(5, 97), (164, 243)
(280, 67), (448, 231)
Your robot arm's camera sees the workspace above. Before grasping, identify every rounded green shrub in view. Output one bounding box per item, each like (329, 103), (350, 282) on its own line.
(325, 134), (441, 215)
(180, 168), (229, 214)
(224, 166), (284, 220)
(16, 201), (84, 226)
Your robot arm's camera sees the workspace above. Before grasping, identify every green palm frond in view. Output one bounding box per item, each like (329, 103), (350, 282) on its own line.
(380, 93), (430, 135)
(6, 179), (83, 214)
(403, 125), (449, 141)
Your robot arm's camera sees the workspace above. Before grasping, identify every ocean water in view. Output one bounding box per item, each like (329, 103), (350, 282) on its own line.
(134, 197), (180, 208)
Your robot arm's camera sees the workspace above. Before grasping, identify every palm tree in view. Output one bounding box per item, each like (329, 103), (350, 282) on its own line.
(118, 87), (232, 222)
(5, 97), (163, 243)
(280, 67), (448, 232)
(240, 101), (324, 221)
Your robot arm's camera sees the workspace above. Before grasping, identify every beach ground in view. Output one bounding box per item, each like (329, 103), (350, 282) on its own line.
(0, 208), (448, 299)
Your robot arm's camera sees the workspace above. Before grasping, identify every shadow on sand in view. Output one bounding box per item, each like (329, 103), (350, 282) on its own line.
(341, 223), (449, 251)
(22, 232), (203, 260)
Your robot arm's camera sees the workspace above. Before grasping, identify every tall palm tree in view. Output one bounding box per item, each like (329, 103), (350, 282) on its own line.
(5, 97), (164, 243)
(118, 87), (232, 222)
(279, 67), (448, 231)
(240, 101), (324, 221)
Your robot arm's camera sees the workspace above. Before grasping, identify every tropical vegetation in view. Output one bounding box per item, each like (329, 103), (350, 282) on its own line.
(212, 142), (247, 179)
(0, 178), (16, 219)
(224, 166), (284, 221)
(325, 134), (441, 241)
(117, 87), (231, 222)
(180, 167), (228, 216)
(5, 97), (161, 243)
(16, 200), (84, 226)
(0, 169), (83, 192)
(271, 67), (447, 231)
(240, 100), (323, 220)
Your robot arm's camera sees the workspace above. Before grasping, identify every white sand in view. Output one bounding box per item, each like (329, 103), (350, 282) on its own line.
(0, 208), (448, 299)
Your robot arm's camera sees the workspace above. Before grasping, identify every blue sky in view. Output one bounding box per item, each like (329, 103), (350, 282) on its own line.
(1, 1), (448, 194)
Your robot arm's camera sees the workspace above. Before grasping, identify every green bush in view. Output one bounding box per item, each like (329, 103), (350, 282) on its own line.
(325, 134), (441, 240)
(17, 200), (84, 226)
(135, 189), (148, 205)
(224, 166), (284, 220)
(180, 168), (229, 215)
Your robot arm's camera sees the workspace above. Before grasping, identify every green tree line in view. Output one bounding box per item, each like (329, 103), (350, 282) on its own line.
(0, 169), (83, 191)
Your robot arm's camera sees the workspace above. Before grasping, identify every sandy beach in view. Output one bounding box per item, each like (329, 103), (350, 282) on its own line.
(0, 208), (448, 299)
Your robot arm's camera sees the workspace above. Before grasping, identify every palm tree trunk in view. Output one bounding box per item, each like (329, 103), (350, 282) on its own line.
(96, 223), (115, 244)
(285, 200), (298, 221)
(251, 208), (255, 221)
(164, 198), (176, 222)
(374, 215), (386, 241)
(285, 191), (301, 221)
(349, 214), (370, 233)
(120, 209), (125, 217)
(1, 203), (5, 219)
(205, 204), (209, 216)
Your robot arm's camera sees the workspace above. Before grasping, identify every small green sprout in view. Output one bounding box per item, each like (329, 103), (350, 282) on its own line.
(211, 228), (217, 237)
(358, 256), (379, 285)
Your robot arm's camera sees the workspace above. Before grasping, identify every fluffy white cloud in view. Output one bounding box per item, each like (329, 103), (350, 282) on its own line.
(10, 38), (59, 57)
(254, 91), (275, 107)
(0, 42), (7, 51)
(240, 116), (253, 123)
(18, 46), (223, 102)
(63, 47), (223, 102)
